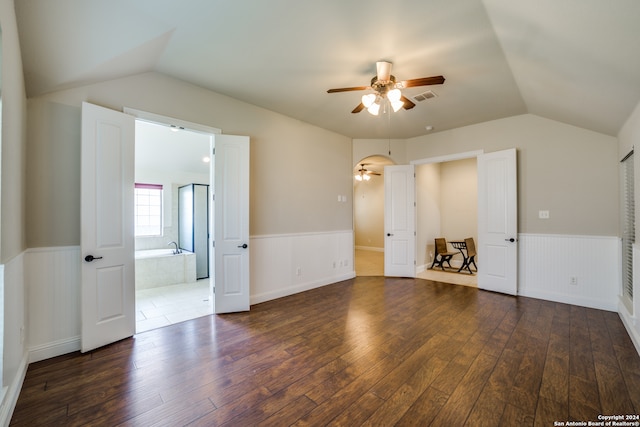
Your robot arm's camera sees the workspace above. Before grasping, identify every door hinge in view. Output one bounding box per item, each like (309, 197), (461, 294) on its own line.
(212, 147), (215, 155)
(212, 241), (215, 248)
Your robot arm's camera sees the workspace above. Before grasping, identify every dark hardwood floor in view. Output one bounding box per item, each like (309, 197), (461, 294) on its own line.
(10, 277), (640, 426)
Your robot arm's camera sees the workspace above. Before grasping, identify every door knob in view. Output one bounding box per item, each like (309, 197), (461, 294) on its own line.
(84, 255), (103, 262)
(387, 233), (393, 237)
(505, 238), (516, 243)
(237, 243), (248, 249)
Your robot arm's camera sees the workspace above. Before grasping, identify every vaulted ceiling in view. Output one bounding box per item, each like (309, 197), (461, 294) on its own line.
(14, 0), (640, 139)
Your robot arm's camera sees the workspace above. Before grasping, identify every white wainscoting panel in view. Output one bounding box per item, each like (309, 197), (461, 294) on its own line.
(1, 252), (30, 427)
(518, 234), (620, 311)
(25, 247), (82, 362)
(619, 244), (640, 355)
(250, 231), (355, 304)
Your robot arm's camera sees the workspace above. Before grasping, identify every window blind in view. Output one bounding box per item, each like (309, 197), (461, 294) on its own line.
(622, 151), (634, 300)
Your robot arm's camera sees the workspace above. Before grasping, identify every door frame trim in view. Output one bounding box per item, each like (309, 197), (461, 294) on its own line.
(410, 150), (484, 166)
(123, 107), (222, 135)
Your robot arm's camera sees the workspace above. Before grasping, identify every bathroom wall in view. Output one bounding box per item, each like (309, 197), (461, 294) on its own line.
(134, 173), (208, 251)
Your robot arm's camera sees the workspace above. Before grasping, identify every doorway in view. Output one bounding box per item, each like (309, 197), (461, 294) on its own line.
(415, 157), (478, 287)
(133, 119), (215, 333)
(354, 152), (479, 286)
(81, 103), (250, 351)
(353, 155), (394, 276)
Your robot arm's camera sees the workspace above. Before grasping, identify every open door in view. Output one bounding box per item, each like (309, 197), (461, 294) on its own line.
(384, 165), (416, 277)
(477, 148), (518, 295)
(213, 134), (251, 313)
(81, 102), (135, 352)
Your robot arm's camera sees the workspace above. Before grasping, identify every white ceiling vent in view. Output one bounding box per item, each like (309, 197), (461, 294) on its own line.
(412, 90), (437, 102)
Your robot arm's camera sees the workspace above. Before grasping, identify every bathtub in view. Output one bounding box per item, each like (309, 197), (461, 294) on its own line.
(135, 248), (197, 289)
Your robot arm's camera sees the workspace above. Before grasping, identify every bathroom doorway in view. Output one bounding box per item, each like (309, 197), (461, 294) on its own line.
(133, 118), (216, 333)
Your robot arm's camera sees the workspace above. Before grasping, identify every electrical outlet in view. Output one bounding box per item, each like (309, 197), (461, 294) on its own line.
(539, 210), (550, 219)
(570, 276), (578, 285)
(296, 267), (302, 276)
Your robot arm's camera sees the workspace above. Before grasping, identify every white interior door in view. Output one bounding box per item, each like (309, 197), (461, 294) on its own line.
(477, 148), (518, 295)
(81, 102), (135, 352)
(384, 165), (416, 277)
(213, 134), (250, 313)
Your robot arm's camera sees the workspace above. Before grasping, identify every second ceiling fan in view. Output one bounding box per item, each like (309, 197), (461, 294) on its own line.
(327, 61), (445, 115)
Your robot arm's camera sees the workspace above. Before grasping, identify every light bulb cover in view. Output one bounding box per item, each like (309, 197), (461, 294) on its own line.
(367, 102), (380, 115)
(362, 93), (376, 108)
(387, 88), (401, 101)
(391, 99), (404, 112)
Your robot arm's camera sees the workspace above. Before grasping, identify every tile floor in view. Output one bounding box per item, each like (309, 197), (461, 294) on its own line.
(135, 279), (213, 333)
(355, 249), (477, 287)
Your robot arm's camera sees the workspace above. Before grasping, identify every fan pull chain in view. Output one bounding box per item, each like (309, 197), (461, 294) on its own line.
(388, 108), (392, 155)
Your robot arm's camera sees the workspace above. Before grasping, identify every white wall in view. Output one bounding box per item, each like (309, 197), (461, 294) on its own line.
(416, 163), (441, 267)
(407, 114), (619, 236)
(26, 72), (354, 248)
(354, 175), (385, 250)
(440, 159), (477, 244)
(0, 0), (28, 423)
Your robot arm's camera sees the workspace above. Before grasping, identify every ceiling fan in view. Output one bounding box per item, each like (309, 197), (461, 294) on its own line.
(327, 61), (445, 115)
(355, 163), (381, 181)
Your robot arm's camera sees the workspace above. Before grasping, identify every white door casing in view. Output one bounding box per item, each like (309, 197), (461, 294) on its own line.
(477, 148), (518, 295)
(213, 134), (251, 313)
(384, 165), (416, 277)
(81, 102), (135, 352)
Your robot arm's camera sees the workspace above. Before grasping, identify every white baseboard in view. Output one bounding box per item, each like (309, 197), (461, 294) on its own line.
(619, 300), (640, 356)
(251, 271), (355, 305)
(0, 353), (28, 427)
(518, 287), (618, 312)
(29, 336), (80, 364)
(355, 246), (383, 252)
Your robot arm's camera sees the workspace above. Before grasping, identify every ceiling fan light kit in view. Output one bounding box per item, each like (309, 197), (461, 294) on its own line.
(354, 163), (381, 181)
(328, 61), (445, 116)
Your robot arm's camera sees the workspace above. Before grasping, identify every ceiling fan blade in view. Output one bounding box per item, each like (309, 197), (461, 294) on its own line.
(351, 103), (365, 113)
(376, 61), (392, 82)
(401, 95), (416, 110)
(327, 86), (369, 93)
(400, 75), (446, 88)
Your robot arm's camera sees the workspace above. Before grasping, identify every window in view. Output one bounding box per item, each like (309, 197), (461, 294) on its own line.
(135, 183), (163, 236)
(622, 151), (634, 302)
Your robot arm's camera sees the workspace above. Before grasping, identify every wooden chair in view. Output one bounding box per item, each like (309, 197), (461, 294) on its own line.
(460, 237), (478, 274)
(430, 238), (458, 270)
